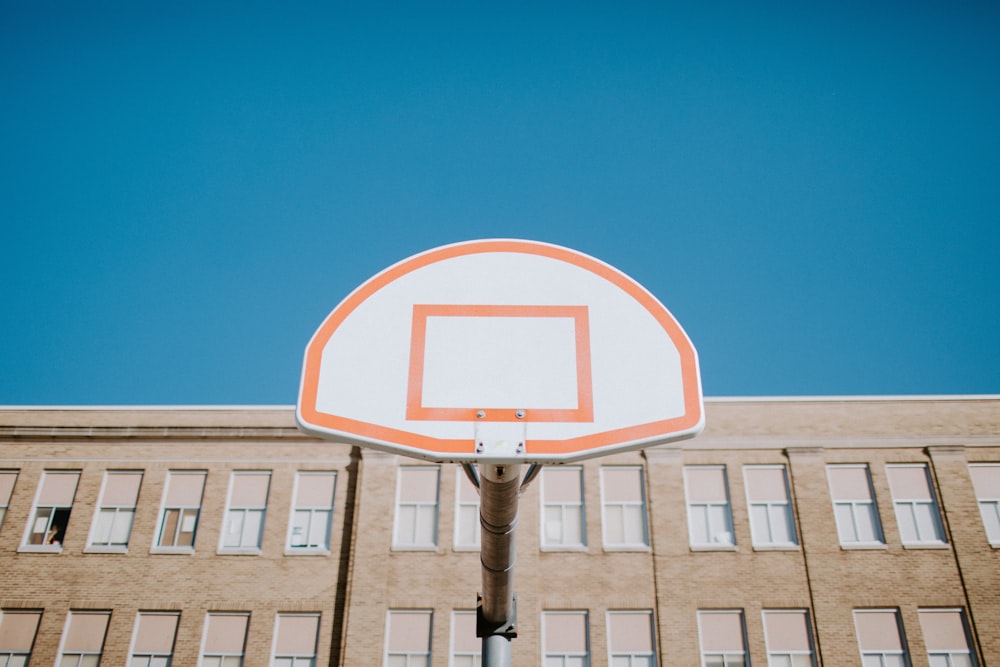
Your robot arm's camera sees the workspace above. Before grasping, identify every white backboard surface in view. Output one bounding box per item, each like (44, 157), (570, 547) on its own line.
(296, 239), (703, 463)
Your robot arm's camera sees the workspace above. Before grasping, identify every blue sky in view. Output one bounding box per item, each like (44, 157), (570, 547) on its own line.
(2, 2), (998, 405)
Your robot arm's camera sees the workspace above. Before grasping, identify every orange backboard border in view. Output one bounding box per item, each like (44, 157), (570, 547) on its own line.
(297, 239), (703, 461)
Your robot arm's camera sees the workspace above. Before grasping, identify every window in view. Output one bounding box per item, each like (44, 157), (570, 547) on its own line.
(745, 466), (797, 547)
(886, 465), (946, 545)
(201, 613), (249, 667)
(221, 471), (271, 552)
(129, 612), (179, 667)
(762, 610), (815, 667)
(541, 467), (586, 549)
(385, 610), (432, 667)
(968, 464), (1000, 546)
(89, 471), (142, 549)
(601, 467), (649, 549)
(454, 469), (480, 550)
(0, 471), (17, 531)
(684, 466), (735, 547)
(23, 470), (79, 549)
(918, 609), (975, 667)
(451, 611), (481, 667)
(394, 467), (439, 549)
(827, 465), (884, 546)
(698, 611), (748, 667)
(854, 609), (909, 667)
(543, 611), (589, 667)
(155, 471), (206, 550)
(607, 611), (655, 667)
(288, 471), (336, 551)
(272, 613), (320, 667)
(58, 611), (110, 667)
(0, 610), (41, 667)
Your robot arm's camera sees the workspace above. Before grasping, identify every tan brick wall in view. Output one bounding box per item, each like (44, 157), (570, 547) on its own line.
(1, 398), (997, 666)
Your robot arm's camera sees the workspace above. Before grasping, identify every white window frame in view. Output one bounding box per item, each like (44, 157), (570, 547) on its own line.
(0, 470), (17, 531)
(967, 464), (999, 547)
(57, 610), (110, 667)
(219, 471), (271, 554)
(854, 609), (910, 667)
(0, 609), (41, 666)
(919, 608), (976, 667)
(542, 610), (590, 667)
(744, 465), (798, 548)
(287, 471), (337, 554)
(199, 612), (249, 667)
(127, 611), (179, 667)
(393, 466), (440, 550)
(600, 466), (649, 550)
(827, 465), (885, 547)
(606, 610), (656, 667)
(153, 470), (207, 553)
(87, 470), (143, 552)
(270, 612), (320, 667)
(20, 470), (80, 553)
(450, 610), (481, 667)
(684, 466), (735, 549)
(698, 610), (748, 667)
(762, 609), (815, 667)
(886, 464), (946, 546)
(384, 610), (433, 667)
(454, 468), (481, 551)
(540, 467), (587, 550)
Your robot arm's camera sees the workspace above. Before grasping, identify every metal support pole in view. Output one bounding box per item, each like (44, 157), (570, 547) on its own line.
(477, 462), (521, 667)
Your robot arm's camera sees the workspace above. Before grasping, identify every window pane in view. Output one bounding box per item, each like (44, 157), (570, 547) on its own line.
(545, 506), (564, 542)
(750, 506), (770, 542)
(242, 510), (263, 547)
(855, 504), (880, 542)
(690, 506), (710, 544)
(896, 505), (918, 542)
(623, 505), (645, 543)
(563, 505), (583, 544)
(110, 510), (134, 544)
(457, 505), (479, 545)
(0, 611), (42, 651)
(274, 614), (319, 655)
(708, 506), (733, 545)
(686, 467), (728, 503)
(979, 501), (1000, 542)
(770, 505), (794, 543)
(308, 509), (330, 547)
(415, 505), (437, 544)
(914, 503), (943, 541)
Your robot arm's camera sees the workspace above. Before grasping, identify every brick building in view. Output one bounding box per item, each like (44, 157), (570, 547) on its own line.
(0, 396), (997, 666)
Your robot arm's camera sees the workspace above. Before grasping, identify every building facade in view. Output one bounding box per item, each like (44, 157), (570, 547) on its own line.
(0, 397), (997, 666)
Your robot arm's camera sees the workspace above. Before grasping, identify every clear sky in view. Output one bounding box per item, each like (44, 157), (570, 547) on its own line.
(2, 2), (998, 405)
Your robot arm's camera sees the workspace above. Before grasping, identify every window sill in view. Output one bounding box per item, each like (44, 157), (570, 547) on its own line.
(284, 547), (331, 557)
(217, 547), (262, 556)
(839, 542), (888, 551)
(18, 544), (62, 554)
(391, 545), (440, 553)
(149, 546), (195, 555)
(540, 545), (589, 553)
(84, 546), (128, 554)
(453, 545), (481, 552)
(901, 542), (950, 550)
(751, 544), (800, 552)
(690, 544), (738, 552)
(602, 545), (652, 553)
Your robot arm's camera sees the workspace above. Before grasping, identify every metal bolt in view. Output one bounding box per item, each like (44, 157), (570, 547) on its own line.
(476, 410), (486, 419)
(515, 409), (526, 419)
(476, 442), (484, 453)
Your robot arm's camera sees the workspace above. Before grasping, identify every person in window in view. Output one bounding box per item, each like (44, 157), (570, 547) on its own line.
(46, 523), (63, 544)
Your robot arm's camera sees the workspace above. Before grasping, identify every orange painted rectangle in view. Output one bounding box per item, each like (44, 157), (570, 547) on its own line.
(406, 304), (594, 423)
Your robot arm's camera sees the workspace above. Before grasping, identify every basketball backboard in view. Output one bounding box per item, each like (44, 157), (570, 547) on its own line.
(296, 239), (703, 463)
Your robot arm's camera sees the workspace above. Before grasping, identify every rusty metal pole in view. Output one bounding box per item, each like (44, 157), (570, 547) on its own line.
(477, 462), (521, 666)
